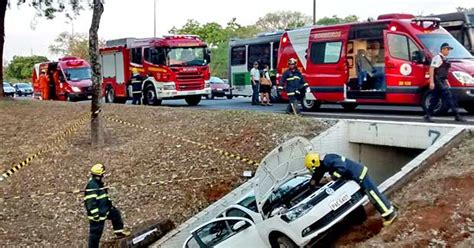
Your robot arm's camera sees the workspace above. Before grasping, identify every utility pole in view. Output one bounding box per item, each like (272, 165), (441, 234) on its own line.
(154, 0), (157, 37)
(313, 0), (316, 25)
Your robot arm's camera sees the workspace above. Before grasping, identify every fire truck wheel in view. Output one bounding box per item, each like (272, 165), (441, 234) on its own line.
(422, 90), (448, 115)
(185, 95), (202, 106)
(301, 98), (321, 111)
(105, 86), (115, 103)
(341, 102), (358, 111)
(144, 84), (162, 106)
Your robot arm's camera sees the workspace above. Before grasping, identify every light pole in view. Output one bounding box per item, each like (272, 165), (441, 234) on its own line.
(313, 0), (316, 25)
(154, 0), (157, 37)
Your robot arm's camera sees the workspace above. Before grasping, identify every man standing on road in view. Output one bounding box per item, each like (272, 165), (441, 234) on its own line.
(250, 61), (261, 105)
(84, 164), (130, 248)
(280, 58), (308, 115)
(424, 43), (466, 122)
(130, 68), (143, 105)
(305, 152), (398, 226)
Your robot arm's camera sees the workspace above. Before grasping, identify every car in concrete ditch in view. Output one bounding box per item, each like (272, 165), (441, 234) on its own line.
(183, 137), (368, 248)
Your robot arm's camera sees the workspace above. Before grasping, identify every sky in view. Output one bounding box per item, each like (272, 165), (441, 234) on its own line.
(4, 0), (473, 63)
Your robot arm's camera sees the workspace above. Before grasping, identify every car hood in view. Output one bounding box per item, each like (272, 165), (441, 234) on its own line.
(68, 79), (92, 88)
(253, 136), (313, 214)
(4, 86), (15, 92)
(449, 58), (474, 76)
(211, 83), (229, 89)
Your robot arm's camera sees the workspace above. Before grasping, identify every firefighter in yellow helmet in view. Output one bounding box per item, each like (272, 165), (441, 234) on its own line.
(130, 68), (144, 105)
(84, 164), (130, 248)
(305, 152), (398, 226)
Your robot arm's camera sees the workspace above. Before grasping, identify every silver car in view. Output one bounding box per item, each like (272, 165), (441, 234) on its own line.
(3, 82), (15, 97)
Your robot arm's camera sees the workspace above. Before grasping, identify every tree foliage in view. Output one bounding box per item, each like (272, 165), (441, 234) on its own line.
(5, 55), (48, 81)
(256, 11), (311, 31)
(316, 15), (359, 26)
(49, 32), (104, 61)
(456, 6), (474, 12)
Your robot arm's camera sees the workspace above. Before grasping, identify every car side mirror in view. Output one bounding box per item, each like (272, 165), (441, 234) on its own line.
(411, 50), (425, 64)
(232, 220), (247, 231)
(204, 48), (211, 64)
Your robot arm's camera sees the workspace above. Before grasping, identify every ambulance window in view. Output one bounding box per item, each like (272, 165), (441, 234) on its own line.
(310, 41), (343, 64)
(131, 48), (142, 64)
(387, 34), (420, 61)
(231, 46), (246, 66)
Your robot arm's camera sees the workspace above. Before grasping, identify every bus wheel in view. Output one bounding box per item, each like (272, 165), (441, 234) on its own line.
(341, 102), (358, 111)
(422, 91), (448, 115)
(302, 98), (321, 111)
(105, 86), (115, 103)
(185, 95), (202, 106)
(144, 85), (162, 106)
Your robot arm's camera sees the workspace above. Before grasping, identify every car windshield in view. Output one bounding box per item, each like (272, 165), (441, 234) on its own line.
(210, 77), (225, 84)
(167, 47), (206, 66)
(64, 67), (92, 81)
(16, 83), (31, 88)
(262, 176), (311, 216)
(417, 34), (473, 59)
(3, 82), (12, 88)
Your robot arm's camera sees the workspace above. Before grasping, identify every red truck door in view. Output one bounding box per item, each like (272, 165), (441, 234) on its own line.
(384, 30), (428, 104)
(306, 29), (349, 102)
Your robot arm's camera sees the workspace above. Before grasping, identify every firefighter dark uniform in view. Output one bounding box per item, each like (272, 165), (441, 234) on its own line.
(280, 58), (308, 115)
(84, 164), (129, 248)
(424, 43), (465, 122)
(305, 153), (398, 226)
(131, 72), (143, 105)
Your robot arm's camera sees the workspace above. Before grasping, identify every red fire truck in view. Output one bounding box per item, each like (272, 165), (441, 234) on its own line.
(99, 36), (212, 105)
(32, 56), (92, 101)
(277, 14), (474, 114)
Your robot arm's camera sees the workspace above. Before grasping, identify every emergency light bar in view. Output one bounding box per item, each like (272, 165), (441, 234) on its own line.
(411, 17), (441, 29)
(163, 34), (200, 40)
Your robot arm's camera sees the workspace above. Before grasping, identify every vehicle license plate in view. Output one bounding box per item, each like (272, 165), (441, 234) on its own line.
(329, 194), (350, 211)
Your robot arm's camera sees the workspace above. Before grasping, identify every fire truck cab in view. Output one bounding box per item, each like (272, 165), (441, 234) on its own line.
(32, 56), (92, 101)
(278, 14), (474, 114)
(100, 36), (212, 106)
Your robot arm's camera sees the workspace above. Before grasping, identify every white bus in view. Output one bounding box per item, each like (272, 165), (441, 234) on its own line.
(228, 31), (283, 97)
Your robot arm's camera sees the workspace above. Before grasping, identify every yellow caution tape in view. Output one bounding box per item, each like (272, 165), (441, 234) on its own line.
(0, 112), (90, 182)
(103, 116), (261, 167)
(1, 175), (233, 200)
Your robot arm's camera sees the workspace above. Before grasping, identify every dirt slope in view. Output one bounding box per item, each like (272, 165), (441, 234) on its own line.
(0, 100), (329, 246)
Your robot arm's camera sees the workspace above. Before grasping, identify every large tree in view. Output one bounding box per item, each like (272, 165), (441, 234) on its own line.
(5, 55), (48, 81)
(256, 11), (312, 31)
(316, 15), (359, 26)
(10, 0), (105, 146)
(49, 31), (105, 61)
(456, 6), (474, 12)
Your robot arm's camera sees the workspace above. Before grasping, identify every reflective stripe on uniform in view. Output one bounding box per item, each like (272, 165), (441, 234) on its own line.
(84, 194), (98, 200)
(381, 206), (394, 217)
(88, 215), (107, 221)
(96, 194), (108, 200)
(369, 190), (390, 214)
(132, 91), (142, 94)
(333, 171), (342, 178)
(359, 166), (368, 181)
(286, 76), (301, 81)
(90, 208), (99, 214)
(287, 92), (296, 96)
(113, 229), (125, 233)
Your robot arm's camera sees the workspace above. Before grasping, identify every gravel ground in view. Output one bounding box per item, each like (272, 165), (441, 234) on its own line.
(333, 132), (474, 247)
(0, 100), (329, 246)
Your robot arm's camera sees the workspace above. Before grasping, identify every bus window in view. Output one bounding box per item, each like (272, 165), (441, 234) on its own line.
(231, 46), (246, 66)
(248, 43), (271, 70)
(310, 41), (343, 64)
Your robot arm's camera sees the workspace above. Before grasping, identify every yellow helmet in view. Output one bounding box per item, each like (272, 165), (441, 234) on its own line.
(131, 68), (139, 74)
(91, 163), (106, 176)
(304, 153), (320, 172)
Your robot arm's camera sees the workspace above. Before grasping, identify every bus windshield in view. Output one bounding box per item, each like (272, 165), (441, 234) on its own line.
(417, 34), (473, 59)
(167, 47), (207, 66)
(64, 67), (92, 81)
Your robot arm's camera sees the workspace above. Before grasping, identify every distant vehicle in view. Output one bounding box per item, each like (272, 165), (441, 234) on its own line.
(431, 11), (474, 54)
(14, 83), (33, 96)
(100, 36), (212, 106)
(228, 31), (283, 98)
(184, 137), (366, 248)
(206, 76), (232, 99)
(3, 82), (15, 97)
(32, 56), (93, 101)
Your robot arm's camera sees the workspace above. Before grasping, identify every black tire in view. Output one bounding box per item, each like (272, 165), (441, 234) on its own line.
(185, 95), (202, 106)
(226, 95), (233, 99)
(105, 86), (115, 103)
(301, 96), (321, 111)
(341, 102), (358, 111)
(66, 94), (77, 102)
(143, 84), (162, 106)
(422, 90), (448, 115)
(461, 104), (474, 114)
(271, 235), (298, 248)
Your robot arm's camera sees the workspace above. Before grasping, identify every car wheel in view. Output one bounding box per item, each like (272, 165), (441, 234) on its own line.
(144, 84), (162, 106)
(301, 96), (321, 111)
(461, 103), (474, 114)
(341, 102), (358, 111)
(66, 94), (77, 102)
(185, 95), (201, 106)
(273, 235), (298, 248)
(105, 86), (115, 103)
(422, 90), (448, 115)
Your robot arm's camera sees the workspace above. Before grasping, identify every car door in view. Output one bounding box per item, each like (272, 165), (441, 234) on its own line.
(186, 217), (267, 248)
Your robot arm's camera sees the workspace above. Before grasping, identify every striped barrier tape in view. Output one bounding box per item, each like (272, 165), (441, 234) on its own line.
(0, 112), (90, 182)
(103, 115), (260, 167)
(1, 175), (233, 200)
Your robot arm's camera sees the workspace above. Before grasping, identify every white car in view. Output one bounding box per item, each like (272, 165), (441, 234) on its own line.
(3, 82), (16, 97)
(184, 137), (368, 248)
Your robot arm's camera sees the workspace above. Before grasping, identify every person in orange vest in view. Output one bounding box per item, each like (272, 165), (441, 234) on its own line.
(39, 70), (50, 100)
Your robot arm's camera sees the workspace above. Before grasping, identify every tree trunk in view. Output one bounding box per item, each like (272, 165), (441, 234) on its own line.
(89, 0), (104, 147)
(0, 0), (7, 99)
